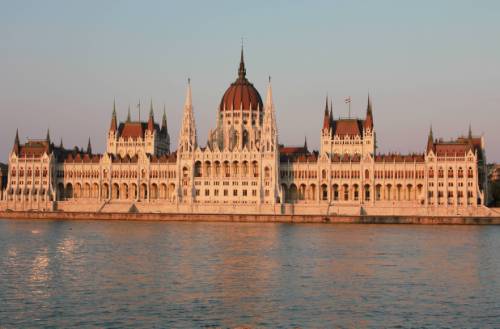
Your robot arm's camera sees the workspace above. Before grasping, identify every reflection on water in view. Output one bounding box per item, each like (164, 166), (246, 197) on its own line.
(1, 219), (500, 328)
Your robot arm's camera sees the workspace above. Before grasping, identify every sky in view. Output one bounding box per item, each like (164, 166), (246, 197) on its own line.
(1, 0), (499, 162)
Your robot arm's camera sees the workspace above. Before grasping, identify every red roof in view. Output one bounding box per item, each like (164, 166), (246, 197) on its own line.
(219, 50), (263, 112)
(333, 119), (363, 137)
(118, 121), (160, 140)
(18, 140), (50, 157)
(220, 79), (262, 112)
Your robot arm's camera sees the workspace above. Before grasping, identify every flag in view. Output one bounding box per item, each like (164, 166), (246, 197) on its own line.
(344, 96), (351, 104)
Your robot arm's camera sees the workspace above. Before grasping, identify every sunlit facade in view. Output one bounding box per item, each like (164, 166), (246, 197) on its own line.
(0, 51), (488, 215)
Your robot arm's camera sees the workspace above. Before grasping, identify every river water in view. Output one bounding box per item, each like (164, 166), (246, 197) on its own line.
(0, 219), (499, 328)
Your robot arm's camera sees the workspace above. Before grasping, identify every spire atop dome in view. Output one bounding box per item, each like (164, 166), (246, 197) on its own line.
(238, 45), (246, 80)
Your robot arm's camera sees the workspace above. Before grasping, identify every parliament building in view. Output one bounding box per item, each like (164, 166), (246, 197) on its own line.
(0, 50), (489, 216)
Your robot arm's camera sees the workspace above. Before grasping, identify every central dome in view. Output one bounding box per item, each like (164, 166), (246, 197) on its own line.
(219, 49), (263, 112)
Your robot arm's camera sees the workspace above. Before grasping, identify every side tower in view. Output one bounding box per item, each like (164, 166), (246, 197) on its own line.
(261, 78), (280, 203)
(106, 100), (170, 157)
(177, 80), (197, 203)
(320, 95), (376, 158)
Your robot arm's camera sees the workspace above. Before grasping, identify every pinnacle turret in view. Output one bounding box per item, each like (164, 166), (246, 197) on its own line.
(110, 100), (118, 132)
(12, 128), (20, 154)
(148, 99), (155, 131)
(364, 94), (374, 130)
(87, 137), (92, 154)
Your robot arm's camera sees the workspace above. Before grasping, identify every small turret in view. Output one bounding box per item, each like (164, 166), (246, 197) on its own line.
(110, 100), (117, 132)
(322, 96), (331, 130)
(147, 100), (155, 131)
(12, 129), (20, 155)
(426, 125), (434, 153)
(161, 105), (168, 136)
(87, 137), (92, 155)
(364, 94), (374, 131)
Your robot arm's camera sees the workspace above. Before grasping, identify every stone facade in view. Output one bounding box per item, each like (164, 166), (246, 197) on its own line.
(0, 50), (489, 215)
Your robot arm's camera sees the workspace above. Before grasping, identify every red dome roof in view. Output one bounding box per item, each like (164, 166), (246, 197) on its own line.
(219, 49), (263, 112)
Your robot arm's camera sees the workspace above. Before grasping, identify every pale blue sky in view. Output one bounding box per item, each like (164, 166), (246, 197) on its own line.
(1, 0), (499, 161)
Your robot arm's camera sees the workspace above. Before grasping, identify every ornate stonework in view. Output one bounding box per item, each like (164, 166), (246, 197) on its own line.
(0, 51), (489, 216)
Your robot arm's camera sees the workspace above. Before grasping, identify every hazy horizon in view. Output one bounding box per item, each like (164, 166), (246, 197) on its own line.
(1, 0), (499, 162)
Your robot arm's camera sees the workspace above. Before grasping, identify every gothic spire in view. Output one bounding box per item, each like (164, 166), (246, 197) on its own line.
(238, 45), (246, 80)
(304, 136), (308, 151)
(110, 100), (117, 132)
(263, 77), (278, 152)
(322, 95), (331, 130)
(46, 128), (51, 143)
(87, 137), (92, 155)
(178, 78), (197, 152)
(59, 138), (64, 149)
(162, 105), (168, 131)
(468, 123), (473, 139)
(426, 125), (434, 153)
(364, 93), (374, 130)
(127, 105), (131, 122)
(12, 128), (20, 154)
(185, 78), (192, 108)
(147, 99), (155, 131)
